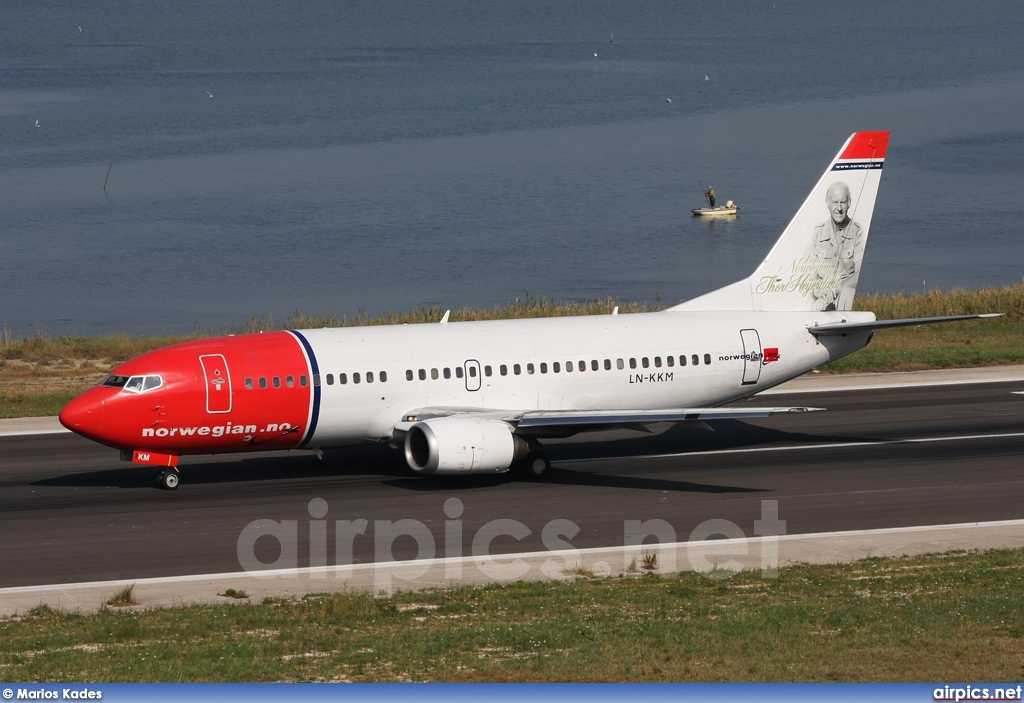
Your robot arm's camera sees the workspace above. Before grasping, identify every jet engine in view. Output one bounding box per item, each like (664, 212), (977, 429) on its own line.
(403, 417), (528, 475)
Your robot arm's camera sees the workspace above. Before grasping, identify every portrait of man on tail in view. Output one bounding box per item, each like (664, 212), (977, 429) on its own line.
(809, 181), (865, 311)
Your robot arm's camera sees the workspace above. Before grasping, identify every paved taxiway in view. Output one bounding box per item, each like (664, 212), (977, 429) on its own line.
(0, 368), (1022, 612)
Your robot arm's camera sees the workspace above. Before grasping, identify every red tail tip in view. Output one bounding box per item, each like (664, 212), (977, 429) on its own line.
(840, 131), (890, 160)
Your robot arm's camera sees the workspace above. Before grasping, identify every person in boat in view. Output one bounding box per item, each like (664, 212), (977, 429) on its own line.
(704, 185), (716, 209)
(809, 181), (864, 311)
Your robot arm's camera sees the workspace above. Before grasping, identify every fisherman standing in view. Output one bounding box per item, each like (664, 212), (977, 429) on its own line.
(704, 185), (716, 209)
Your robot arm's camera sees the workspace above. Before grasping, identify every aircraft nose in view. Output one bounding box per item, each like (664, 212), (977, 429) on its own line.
(59, 390), (106, 440)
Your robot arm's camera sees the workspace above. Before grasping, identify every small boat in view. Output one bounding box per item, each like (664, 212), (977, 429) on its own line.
(692, 200), (739, 217)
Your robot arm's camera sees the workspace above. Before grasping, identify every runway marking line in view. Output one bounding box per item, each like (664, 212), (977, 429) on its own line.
(559, 431), (1024, 464)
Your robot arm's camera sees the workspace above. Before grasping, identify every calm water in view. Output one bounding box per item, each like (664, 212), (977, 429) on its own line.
(2, 1), (1023, 337)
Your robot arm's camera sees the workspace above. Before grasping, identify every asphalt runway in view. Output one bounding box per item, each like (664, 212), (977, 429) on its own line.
(1, 381), (1022, 588)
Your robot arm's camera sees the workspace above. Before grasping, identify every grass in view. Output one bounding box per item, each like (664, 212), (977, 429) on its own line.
(1, 287), (1021, 418)
(221, 589), (250, 600)
(105, 585), (138, 608)
(0, 549), (1022, 682)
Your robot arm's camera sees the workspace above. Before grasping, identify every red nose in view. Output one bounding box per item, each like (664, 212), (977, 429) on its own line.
(59, 389), (107, 443)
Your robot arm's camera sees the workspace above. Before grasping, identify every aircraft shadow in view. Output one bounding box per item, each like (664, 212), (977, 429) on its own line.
(541, 420), (869, 462)
(33, 445), (411, 490)
(36, 422), (878, 491)
(383, 469), (765, 494)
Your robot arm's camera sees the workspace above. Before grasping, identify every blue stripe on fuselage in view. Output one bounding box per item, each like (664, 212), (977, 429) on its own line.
(289, 330), (321, 448)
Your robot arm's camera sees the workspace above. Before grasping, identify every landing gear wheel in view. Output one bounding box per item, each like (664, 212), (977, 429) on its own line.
(522, 452), (550, 480)
(156, 469), (180, 490)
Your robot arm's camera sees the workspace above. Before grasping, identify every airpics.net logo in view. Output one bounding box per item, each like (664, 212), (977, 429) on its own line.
(235, 499), (787, 591)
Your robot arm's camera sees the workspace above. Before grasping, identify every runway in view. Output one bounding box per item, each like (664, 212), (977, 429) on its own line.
(1, 373), (1022, 595)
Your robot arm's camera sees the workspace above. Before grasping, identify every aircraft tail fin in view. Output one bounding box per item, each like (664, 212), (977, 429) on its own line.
(669, 131), (889, 313)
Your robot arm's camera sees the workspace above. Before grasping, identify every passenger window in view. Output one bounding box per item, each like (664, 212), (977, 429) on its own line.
(340, 373), (348, 384)
(566, 362), (573, 373)
(704, 354), (712, 365)
(579, 360), (586, 372)
(654, 357), (662, 368)
(125, 376), (144, 392)
(352, 373), (360, 384)
(513, 364), (521, 375)
(500, 364), (508, 376)
(692, 354), (700, 366)
(286, 375), (295, 388)
(527, 363), (535, 375)
(629, 358), (637, 369)
(431, 368), (439, 380)
(443, 368), (450, 379)
(540, 363), (548, 374)
(381, 371), (388, 382)
(406, 369), (414, 381)
(604, 359), (611, 370)
(679, 355), (687, 367)
(457, 367), (464, 379)
(313, 374), (320, 386)
(469, 367), (477, 378)
(591, 359), (598, 371)
(326, 374), (334, 385)
(642, 358), (649, 369)
(259, 377), (268, 389)
(667, 356), (674, 368)
(484, 366), (492, 377)
(366, 371), (374, 383)
(419, 369), (426, 380)
(617, 359), (624, 370)
(245, 378), (254, 390)
(273, 377), (281, 388)
(300, 375), (308, 387)
(553, 362), (561, 373)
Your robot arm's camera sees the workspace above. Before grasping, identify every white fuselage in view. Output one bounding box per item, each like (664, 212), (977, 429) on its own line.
(301, 308), (874, 446)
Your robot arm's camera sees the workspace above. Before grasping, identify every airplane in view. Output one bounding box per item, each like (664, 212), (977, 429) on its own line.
(59, 131), (999, 489)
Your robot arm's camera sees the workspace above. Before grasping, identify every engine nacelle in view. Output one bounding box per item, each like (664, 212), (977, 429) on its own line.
(403, 417), (527, 475)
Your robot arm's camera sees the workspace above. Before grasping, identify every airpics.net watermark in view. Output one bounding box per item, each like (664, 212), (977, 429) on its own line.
(236, 498), (787, 590)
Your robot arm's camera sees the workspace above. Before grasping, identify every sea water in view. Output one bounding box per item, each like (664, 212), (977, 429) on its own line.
(1, 0), (1022, 336)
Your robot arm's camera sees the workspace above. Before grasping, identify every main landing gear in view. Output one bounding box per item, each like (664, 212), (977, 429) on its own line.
(517, 451), (551, 480)
(156, 467), (181, 490)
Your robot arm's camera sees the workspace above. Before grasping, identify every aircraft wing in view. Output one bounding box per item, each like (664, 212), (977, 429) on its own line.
(394, 405), (821, 438)
(808, 314), (1001, 335)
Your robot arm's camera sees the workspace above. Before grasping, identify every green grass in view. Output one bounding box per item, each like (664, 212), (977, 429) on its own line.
(0, 391), (80, 419)
(1, 549), (1022, 682)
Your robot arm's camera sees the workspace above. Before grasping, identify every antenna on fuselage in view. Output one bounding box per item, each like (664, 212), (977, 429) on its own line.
(439, 310), (450, 324)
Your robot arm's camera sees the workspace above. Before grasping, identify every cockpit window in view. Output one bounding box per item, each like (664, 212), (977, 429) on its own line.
(101, 375), (130, 388)
(108, 374), (164, 393)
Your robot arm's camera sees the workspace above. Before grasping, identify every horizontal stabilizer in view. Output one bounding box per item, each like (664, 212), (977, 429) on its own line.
(808, 313), (1002, 335)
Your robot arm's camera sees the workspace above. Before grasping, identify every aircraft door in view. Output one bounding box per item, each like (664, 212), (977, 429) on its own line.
(464, 359), (482, 392)
(200, 354), (232, 413)
(740, 329), (762, 386)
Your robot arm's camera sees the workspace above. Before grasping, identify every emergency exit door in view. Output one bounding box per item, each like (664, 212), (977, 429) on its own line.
(200, 354), (232, 413)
